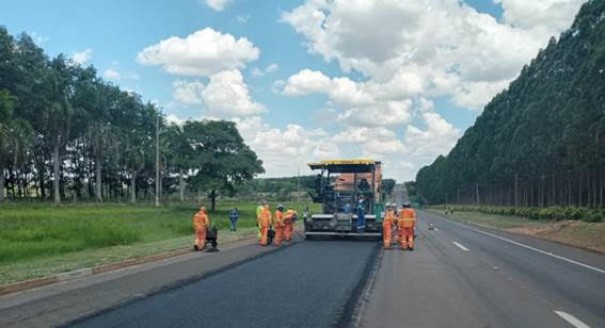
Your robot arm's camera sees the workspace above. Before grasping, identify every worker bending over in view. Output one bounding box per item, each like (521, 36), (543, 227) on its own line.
(284, 208), (297, 242)
(398, 202), (416, 251)
(193, 206), (210, 251)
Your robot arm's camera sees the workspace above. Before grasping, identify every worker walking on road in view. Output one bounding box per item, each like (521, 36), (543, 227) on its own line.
(273, 204), (285, 246)
(284, 208), (297, 242)
(193, 206), (210, 251)
(256, 200), (266, 241)
(398, 202), (416, 251)
(382, 204), (396, 248)
(258, 204), (272, 246)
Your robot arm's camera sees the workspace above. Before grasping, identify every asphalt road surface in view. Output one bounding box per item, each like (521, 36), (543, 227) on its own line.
(71, 241), (379, 328)
(359, 211), (605, 328)
(9, 211), (603, 328)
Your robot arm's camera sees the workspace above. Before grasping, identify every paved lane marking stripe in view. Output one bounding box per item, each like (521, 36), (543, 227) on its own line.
(453, 242), (469, 252)
(554, 311), (591, 328)
(449, 220), (605, 275)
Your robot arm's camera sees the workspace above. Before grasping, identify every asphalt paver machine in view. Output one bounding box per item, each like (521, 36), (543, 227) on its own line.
(305, 159), (384, 239)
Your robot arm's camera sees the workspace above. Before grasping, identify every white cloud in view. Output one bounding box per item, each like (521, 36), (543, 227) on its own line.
(337, 100), (413, 127)
(250, 64), (278, 77)
(496, 0), (586, 35)
(282, 0), (585, 110)
(137, 28), (260, 76)
(103, 69), (121, 80)
(232, 116), (338, 177)
(237, 15), (251, 23)
(205, 0), (232, 11)
(71, 49), (92, 65)
(283, 69), (332, 95)
(103, 68), (139, 81)
(405, 112), (461, 159)
(172, 80), (205, 105)
(201, 69), (266, 117)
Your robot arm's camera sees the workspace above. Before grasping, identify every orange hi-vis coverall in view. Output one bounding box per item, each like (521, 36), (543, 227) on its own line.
(382, 210), (396, 248)
(258, 206), (272, 246)
(284, 209), (297, 241)
(256, 205), (264, 241)
(398, 208), (416, 250)
(193, 207), (210, 250)
(273, 210), (285, 246)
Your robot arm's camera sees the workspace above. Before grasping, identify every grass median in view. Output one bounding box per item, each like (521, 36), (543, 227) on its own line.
(0, 201), (316, 285)
(427, 209), (605, 253)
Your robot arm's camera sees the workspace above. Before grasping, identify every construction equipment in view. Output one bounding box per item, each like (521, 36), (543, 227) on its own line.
(305, 159), (384, 239)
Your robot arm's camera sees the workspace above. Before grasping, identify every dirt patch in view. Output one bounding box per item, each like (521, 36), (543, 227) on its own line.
(506, 220), (605, 253)
(505, 220), (578, 235)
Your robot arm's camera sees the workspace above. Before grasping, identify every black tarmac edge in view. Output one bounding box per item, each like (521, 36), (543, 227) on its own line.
(60, 241), (300, 328)
(338, 242), (382, 328)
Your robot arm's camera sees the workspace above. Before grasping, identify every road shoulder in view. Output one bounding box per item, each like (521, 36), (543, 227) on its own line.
(0, 237), (300, 328)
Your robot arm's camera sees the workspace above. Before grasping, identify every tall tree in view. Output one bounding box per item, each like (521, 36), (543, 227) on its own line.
(184, 120), (264, 211)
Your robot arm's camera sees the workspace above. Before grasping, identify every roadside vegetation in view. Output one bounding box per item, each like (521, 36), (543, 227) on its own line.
(0, 201), (320, 284)
(428, 206), (605, 254)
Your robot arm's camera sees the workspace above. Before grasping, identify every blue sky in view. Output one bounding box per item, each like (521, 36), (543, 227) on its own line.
(0, 0), (586, 181)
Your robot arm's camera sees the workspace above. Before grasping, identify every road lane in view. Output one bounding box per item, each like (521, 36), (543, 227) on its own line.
(359, 211), (605, 328)
(72, 241), (379, 328)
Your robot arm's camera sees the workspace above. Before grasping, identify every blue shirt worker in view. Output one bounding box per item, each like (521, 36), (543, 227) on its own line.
(356, 197), (366, 233)
(229, 208), (239, 231)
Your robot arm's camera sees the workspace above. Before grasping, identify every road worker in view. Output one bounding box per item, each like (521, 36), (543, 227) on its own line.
(193, 206), (210, 251)
(258, 204), (272, 246)
(382, 204), (396, 248)
(256, 200), (266, 241)
(273, 204), (285, 246)
(356, 196), (366, 233)
(229, 207), (239, 231)
(284, 208), (298, 242)
(398, 202), (416, 250)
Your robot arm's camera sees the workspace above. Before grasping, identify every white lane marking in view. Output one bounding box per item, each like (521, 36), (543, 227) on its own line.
(453, 241), (470, 252)
(448, 220), (605, 275)
(554, 311), (591, 328)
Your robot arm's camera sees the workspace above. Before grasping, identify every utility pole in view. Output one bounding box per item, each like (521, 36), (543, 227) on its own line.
(297, 167), (301, 204)
(155, 111), (161, 207)
(476, 182), (480, 205)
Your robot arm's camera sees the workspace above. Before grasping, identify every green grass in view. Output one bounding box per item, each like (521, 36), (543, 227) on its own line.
(427, 209), (552, 229)
(0, 201), (319, 265)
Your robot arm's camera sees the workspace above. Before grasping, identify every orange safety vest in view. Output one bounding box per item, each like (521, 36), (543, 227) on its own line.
(398, 208), (416, 229)
(383, 210), (396, 225)
(258, 208), (272, 228)
(274, 210), (285, 228)
(193, 211), (210, 230)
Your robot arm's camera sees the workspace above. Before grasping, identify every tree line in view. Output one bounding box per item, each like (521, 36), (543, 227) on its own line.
(0, 28), (264, 207)
(415, 0), (605, 208)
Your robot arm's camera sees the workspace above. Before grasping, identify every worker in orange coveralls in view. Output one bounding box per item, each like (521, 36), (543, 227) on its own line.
(398, 202), (416, 251)
(382, 204), (396, 248)
(273, 204), (286, 246)
(284, 208), (297, 242)
(258, 204), (272, 246)
(193, 206), (210, 251)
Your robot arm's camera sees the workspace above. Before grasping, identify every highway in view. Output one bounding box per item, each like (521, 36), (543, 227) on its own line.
(3, 212), (604, 327)
(71, 241), (379, 328)
(359, 211), (605, 328)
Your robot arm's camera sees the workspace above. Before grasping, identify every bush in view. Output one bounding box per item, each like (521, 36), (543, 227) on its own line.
(583, 211), (603, 223)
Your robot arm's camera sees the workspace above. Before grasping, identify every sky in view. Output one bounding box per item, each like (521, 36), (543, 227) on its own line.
(0, 0), (588, 182)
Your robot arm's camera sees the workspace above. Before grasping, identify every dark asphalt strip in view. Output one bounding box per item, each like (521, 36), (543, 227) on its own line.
(61, 241), (299, 328)
(71, 241), (379, 328)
